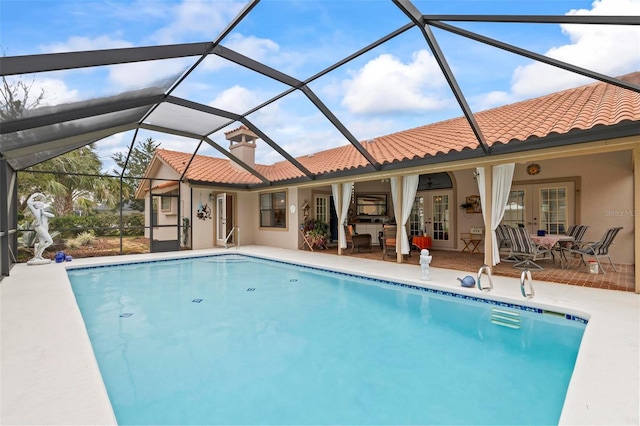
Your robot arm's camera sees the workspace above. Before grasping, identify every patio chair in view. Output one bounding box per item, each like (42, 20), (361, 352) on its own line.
(505, 226), (552, 270)
(561, 227), (622, 275)
(555, 224), (589, 259)
(496, 224), (519, 261)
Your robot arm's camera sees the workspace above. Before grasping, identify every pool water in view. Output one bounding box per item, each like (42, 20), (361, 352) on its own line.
(68, 254), (586, 425)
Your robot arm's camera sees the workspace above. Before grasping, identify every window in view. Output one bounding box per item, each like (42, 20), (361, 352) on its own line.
(160, 196), (172, 213)
(260, 191), (286, 228)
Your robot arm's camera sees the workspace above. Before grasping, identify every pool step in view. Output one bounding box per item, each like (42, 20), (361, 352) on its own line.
(491, 308), (521, 329)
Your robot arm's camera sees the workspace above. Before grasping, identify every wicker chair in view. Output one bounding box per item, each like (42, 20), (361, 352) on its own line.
(381, 225), (397, 259)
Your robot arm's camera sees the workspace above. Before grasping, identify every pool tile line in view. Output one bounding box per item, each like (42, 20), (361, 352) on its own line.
(69, 253), (589, 324)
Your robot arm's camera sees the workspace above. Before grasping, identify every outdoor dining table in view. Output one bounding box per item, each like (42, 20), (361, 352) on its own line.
(530, 234), (574, 267)
(412, 235), (432, 250)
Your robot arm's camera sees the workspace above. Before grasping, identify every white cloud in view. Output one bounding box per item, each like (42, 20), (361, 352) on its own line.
(341, 50), (450, 114)
(208, 85), (261, 113)
(40, 35), (133, 54)
(476, 0), (640, 109)
(201, 33), (281, 71)
(471, 90), (516, 112)
(34, 78), (81, 106)
(2, 75), (80, 107)
(151, 0), (245, 45)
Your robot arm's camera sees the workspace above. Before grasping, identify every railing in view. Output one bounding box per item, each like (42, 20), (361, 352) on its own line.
(476, 264), (493, 292)
(520, 269), (535, 298)
(224, 226), (239, 249)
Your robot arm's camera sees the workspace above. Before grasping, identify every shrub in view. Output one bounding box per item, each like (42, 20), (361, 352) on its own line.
(65, 231), (95, 249)
(50, 212), (145, 238)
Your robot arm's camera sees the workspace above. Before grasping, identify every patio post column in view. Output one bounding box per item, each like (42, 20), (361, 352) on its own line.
(483, 166), (494, 267)
(634, 147), (640, 293)
(337, 184), (343, 256)
(396, 176), (403, 264)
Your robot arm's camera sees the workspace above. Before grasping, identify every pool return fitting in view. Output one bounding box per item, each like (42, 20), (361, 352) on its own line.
(476, 264), (493, 292)
(520, 269), (535, 298)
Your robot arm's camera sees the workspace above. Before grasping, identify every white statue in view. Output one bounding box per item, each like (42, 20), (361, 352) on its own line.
(26, 192), (55, 265)
(420, 249), (432, 280)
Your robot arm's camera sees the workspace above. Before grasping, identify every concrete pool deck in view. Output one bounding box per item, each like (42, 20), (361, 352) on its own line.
(1, 246), (638, 425)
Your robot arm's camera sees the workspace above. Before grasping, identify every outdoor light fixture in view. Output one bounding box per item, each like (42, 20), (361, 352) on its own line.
(208, 193), (214, 202)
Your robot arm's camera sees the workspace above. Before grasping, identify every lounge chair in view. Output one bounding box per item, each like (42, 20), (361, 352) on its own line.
(561, 227), (622, 274)
(505, 226), (552, 270)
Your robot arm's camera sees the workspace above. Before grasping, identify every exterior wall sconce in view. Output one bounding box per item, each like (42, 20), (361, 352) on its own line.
(208, 193), (214, 202)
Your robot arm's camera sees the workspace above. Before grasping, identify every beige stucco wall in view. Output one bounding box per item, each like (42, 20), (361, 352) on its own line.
(191, 187), (214, 250)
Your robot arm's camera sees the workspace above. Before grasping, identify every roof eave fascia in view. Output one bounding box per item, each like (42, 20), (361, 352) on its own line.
(490, 121), (640, 155)
(185, 179), (253, 190)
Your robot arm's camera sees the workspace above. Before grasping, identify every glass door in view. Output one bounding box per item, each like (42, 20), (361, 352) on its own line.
(505, 182), (574, 234)
(415, 190), (454, 249)
(216, 193), (234, 246)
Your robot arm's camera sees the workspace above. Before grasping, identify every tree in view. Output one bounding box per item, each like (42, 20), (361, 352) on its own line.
(112, 137), (160, 211)
(1, 75), (45, 120)
(18, 144), (121, 215)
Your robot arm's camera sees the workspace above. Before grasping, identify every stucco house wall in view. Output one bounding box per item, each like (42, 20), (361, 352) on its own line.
(190, 187), (214, 250)
(141, 149), (634, 264)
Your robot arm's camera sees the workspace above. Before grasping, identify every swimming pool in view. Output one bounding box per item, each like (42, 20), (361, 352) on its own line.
(68, 253), (586, 425)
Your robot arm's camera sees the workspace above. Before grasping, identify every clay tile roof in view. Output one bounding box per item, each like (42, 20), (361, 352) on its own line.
(155, 149), (262, 185)
(224, 124), (250, 135)
(359, 72), (640, 166)
(157, 72), (640, 184)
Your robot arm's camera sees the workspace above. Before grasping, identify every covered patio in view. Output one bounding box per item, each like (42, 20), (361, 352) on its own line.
(316, 244), (636, 292)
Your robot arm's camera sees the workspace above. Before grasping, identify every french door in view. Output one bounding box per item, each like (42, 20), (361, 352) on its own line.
(503, 182), (575, 235)
(411, 190), (454, 249)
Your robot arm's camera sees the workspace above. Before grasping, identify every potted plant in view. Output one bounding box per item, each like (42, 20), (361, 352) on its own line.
(303, 218), (330, 249)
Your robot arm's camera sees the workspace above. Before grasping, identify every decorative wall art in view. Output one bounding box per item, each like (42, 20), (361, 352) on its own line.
(196, 194), (212, 220)
(461, 195), (482, 214)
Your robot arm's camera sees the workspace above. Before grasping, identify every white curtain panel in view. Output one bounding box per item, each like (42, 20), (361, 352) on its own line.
(476, 164), (515, 265)
(340, 182), (353, 249)
(401, 175), (419, 254)
(390, 175), (419, 254)
(390, 176), (399, 217)
(331, 183), (343, 248)
(332, 182), (354, 249)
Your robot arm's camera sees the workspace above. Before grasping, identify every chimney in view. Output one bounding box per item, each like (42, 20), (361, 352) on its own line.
(225, 125), (258, 172)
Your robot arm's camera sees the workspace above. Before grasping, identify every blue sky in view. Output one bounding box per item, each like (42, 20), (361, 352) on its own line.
(2, 0), (639, 173)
